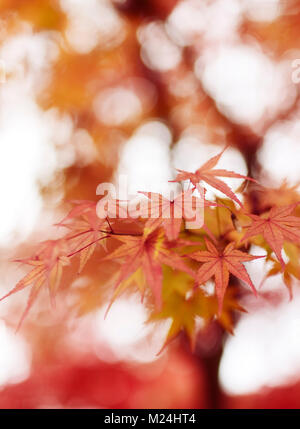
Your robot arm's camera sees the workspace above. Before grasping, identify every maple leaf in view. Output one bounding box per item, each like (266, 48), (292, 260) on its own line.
(135, 188), (220, 242)
(151, 269), (244, 349)
(59, 198), (127, 228)
(104, 268), (148, 317)
(104, 228), (196, 310)
(262, 243), (300, 299)
(170, 147), (256, 207)
(58, 201), (108, 272)
(59, 200), (98, 224)
(242, 204), (300, 270)
(134, 189), (206, 241)
(1, 239), (71, 329)
(189, 238), (262, 313)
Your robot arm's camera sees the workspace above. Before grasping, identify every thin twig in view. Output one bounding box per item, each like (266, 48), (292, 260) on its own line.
(106, 217), (114, 233)
(98, 229), (142, 237)
(66, 229), (93, 241)
(67, 235), (109, 258)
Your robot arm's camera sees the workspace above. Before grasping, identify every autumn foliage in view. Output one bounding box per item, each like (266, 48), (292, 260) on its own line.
(2, 146), (300, 351)
(2, 0), (300, 410)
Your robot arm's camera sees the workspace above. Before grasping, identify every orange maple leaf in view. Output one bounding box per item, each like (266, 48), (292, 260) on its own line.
(1, 239), (71, 329)
(135, 188), (220, 242)
(242, 204), (300, 270)
(104, 228), (196, 310)
(170, 147), (256, 207)
(59, 200), (98, 224)
(58, 200), (108, 272)
(135, 189), (206, 241)
(189, 238), (263, 313)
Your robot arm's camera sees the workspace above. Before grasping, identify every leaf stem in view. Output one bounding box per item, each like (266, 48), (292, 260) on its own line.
(67, 236), (109, 258)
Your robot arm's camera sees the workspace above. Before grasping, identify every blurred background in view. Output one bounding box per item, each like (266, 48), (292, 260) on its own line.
(0, 0), (300, 409)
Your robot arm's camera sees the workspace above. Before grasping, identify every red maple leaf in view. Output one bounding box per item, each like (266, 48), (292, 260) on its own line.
(242, 204), (300, 270)
(59, 200), (98, 224)
(104, 228), (196, 309)
(170, 147), (256, 207)
(1, 239), (71, 329)
(134, 188), (219, 242)
(189, 238), (263, 312)
(58, 200), (108, 272)
(135, 189), (206, 240)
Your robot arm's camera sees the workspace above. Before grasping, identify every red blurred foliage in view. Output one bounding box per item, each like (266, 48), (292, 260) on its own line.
(0, 345), (206, 409)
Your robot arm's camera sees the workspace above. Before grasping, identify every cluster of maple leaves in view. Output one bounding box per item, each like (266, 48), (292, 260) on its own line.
(3, 148), (300, 347)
